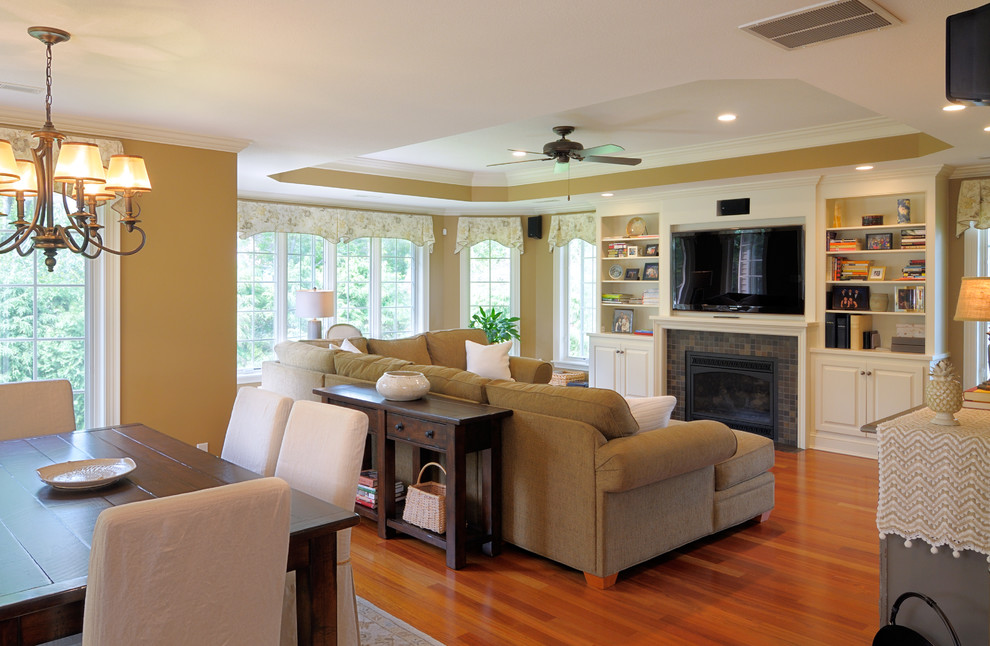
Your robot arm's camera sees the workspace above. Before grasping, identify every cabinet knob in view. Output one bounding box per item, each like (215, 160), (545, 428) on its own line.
(394, 422), (404, 432)
(866, 370), (873, 376)
(860, 370), (866, 375)
(425, 429), (434, 438)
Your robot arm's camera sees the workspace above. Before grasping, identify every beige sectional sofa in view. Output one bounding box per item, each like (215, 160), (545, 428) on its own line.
(260, 328), (774, 588)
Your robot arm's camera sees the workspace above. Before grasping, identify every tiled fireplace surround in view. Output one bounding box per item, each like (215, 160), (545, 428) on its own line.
(666, 328), (799, 447)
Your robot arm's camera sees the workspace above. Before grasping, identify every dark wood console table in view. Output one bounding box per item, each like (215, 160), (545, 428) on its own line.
(315, 384), (511, 569)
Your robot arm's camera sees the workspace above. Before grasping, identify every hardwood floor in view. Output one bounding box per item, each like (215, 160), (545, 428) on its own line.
(350, 448), (880, 645)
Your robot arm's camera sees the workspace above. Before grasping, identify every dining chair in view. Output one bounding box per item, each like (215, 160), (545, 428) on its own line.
(275, 400), (368, 646)
(81, 477), (292, 646)
(221, 386), (294, 477)
(325, 322), (362, 343)
(0, 379), (75, 441)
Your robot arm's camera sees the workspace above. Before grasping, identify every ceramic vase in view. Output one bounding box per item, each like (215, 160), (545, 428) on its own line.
(376, 370), (430, 401)
(926, 359), (962, 426)
(870, 293), (889, 312)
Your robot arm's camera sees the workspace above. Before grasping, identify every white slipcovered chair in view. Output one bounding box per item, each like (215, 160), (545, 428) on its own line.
(325, 323), (362, 343)
(81, 477), (292, 646)
(275, 400), (368, 646)
(221, 386), (294, 476)
(0, 379), (75, 440)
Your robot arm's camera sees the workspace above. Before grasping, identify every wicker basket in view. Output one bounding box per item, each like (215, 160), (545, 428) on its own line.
(402, 462), (446, 534)
(550, 369), (586, 387)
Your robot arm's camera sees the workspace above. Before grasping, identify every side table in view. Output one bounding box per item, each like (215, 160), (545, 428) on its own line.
(315, 384), (511, 569)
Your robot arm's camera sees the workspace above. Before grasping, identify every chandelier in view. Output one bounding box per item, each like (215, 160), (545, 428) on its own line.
(0, 27), (151, 272)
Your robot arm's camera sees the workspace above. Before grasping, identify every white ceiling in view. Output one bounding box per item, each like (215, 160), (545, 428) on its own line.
(0, 1), (987, 214)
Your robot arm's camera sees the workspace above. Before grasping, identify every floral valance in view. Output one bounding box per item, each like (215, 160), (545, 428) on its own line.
(957, 179), (990, 237)
(547, 212), (596, 252)
(0, 127), (124, 161)
(454, 216), (524, 254)
(237, 200), (436, 251)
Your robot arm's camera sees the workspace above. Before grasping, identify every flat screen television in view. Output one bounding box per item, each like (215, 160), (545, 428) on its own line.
(671, 225), (804, 315)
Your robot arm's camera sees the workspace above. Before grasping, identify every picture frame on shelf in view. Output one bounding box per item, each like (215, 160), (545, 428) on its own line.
(624, 267), (640, 281)
(895, 285), (925, 313)
(865, 232), (893, 250)
(643, 262), (659, 280)
(612, 309), (633, 334)
(644, 243), (659, 256)
(626, 246), (639, 257)
(832, 286), (870, 311)
(868, 266), (886, 281)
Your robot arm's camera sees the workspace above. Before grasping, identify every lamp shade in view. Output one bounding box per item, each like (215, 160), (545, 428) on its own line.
(295, 290), (335, 319)
(54, 142), (107, 183)
(104, 155), (152, 192)
(0, 160), (38, 196)
(0, 139), (19, 183)
(954, 276), (990, 321)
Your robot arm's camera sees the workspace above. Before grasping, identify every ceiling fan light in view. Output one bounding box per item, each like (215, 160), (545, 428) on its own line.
(105, 155), (152, 192)
(717, 113), (737, 122)
(54, 142), (107, 183)
(0, 160), (39, 196)
(0, 139), (20, 183)
(512, 150), (526, 157)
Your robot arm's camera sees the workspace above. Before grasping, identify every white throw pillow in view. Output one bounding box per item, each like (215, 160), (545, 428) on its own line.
(341, 338), (364, 354)
(465, 340), (513, 380)
(625, 395), (677, 433)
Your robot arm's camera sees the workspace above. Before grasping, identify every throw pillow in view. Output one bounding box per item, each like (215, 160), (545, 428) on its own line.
(341, 338), (365, 354)
(465, 340), (513, 380)
(626, 395), (677, 433)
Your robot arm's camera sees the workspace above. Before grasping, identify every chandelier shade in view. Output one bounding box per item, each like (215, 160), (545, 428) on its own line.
(0, 160), (38, 196)
(53, 142), (106, 184)
(105, 155), (152, 192)
(0, 140), (19, 182)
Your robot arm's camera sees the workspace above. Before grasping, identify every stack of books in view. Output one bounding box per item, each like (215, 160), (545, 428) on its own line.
(601, 293), (633, 303)
(827, 256), (847, 281)
(605, 242), (627, 258)
(839, 259), (871, 280)
(632, 329), (653, 336)
(355, 470), (405, 510)
(899, 228), (926, 249)
(890, 336), (925, 354)
(900, 259), (925, 280)
(963, 386), (990, 410)
(642, 287), (660, 305)
(828, 238), (860, 252)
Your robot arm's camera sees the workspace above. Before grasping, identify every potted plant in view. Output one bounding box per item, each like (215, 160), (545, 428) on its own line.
(469, 307), (520, 343)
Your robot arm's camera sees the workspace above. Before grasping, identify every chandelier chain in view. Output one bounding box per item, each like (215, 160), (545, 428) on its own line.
(45, 42), (53, 126)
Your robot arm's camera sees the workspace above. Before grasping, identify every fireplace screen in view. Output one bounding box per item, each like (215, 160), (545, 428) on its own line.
(686, 352), (776, 440)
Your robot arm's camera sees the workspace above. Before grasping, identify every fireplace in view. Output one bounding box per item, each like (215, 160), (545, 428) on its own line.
(686, 351), (777, 441)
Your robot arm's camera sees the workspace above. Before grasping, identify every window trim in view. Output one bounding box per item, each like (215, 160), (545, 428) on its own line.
(459, 240), (520, 328)
(552, 239), (597, 369)
(86, 207), (121, 426)
(964, 227), (988, 387)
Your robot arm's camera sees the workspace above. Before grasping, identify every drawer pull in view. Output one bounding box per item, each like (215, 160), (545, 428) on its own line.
(394, 422), (404, 432)
(425, 429), (434, 438)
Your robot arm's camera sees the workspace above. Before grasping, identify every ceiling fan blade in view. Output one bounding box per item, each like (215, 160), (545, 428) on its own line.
(554, 159), (570, 174)
(583, 155), (642, 166)
(508, 149), (545, 155)
(487, 158), (551, 167)
(577, 144), (624, 157)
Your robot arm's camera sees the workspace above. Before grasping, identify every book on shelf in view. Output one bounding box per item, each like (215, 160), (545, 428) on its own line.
(358, 469), (378, 487)
(632, 329), (653, 336)
(963, 386), (990, 403)
(849, 314), (872, 351)
(829, 239), (860, 251)
(962, 399), (990, 410)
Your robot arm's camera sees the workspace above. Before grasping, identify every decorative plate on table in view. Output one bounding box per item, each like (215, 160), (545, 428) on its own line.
(626, 217), (647, 237)
(608, 264), (623, 280)
(37, 457), (136, 491)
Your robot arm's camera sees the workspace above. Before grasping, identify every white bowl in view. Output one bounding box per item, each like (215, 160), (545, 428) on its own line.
(376, 370), (430, 401)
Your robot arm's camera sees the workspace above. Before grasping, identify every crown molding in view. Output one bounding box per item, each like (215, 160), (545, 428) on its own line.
(0, 107), (250, 153)
(950, 164), (990, 179)
(818, 163), (953, 185)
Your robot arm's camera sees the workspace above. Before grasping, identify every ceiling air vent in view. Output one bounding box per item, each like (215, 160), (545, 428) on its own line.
(740, 0), (900, 50)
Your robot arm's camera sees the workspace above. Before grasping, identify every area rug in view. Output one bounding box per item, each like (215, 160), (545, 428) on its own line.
(358, 596), (445, 646)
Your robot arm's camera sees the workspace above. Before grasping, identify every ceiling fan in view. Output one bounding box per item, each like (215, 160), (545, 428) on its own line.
(489, 126), (642, 173)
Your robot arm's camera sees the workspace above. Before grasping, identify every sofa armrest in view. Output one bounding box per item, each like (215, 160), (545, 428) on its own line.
(261, 361), (324, 402)
(595, 420), (737, 493)
(508, 356), (553, 384)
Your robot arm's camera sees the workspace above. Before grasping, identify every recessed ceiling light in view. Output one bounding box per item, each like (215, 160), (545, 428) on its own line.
(512, 150), (526, 157)
(601, 192), (614, 197)
(984, 126), (990, 132)
(943, 104), (966, 111)
(856, 165), (874, 171)
(717, 113), (737, 122)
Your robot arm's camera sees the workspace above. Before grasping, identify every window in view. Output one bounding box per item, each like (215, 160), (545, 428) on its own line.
(462, 240), (519, 324)
(554, 239), (597, 365)
(964, 227), (990, 386)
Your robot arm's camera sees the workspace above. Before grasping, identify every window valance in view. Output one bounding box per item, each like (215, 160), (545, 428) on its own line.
(454, 216), (524, 254)
(957, 179), (990, 237)
(0, 127), (124, 161)
(237, 200), (436, 251)
(547, 212), (596, 251)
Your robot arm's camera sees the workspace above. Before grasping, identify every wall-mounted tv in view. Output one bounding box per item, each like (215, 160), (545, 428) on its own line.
(671, 225), (804, 315)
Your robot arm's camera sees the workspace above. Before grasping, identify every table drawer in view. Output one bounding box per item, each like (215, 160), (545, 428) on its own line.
(386, 413), (447, 449)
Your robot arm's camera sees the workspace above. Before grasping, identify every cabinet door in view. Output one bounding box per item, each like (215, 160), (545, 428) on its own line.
(621, 343), (654, 398)
(590, 341), (621, 391)
(816, 357), (866, 436)
(868, 359), (925, 422)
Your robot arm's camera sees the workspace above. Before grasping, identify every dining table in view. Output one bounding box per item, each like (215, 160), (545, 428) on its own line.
(0, 423), (359, 646)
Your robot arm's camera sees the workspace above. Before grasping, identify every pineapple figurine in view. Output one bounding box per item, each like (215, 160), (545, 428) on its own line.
(926, 359), (963, 426)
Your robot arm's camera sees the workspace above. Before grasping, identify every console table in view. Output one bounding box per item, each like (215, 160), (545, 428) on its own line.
(314, 384), (511, 569)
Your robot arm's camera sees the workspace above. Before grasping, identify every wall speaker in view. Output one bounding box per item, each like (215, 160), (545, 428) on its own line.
(947, 3), (990, 106)
(527, 215), (543, 239)
(717, 198), (750, 216)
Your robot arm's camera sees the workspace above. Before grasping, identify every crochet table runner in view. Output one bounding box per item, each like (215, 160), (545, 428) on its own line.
(877, 406), (990, 556)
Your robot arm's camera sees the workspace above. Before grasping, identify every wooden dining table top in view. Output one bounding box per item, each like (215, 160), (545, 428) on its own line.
(0, 423), (359, 645)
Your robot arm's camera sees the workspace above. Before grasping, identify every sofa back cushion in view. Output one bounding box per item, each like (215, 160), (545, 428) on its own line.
(366, 335), (432, 365)
(405, 364), (490, 403)
(274, 341), (338, 374)
(334, 352), (412, 382)
(485, 381), (638, 440)
(424, 328), (489, 370)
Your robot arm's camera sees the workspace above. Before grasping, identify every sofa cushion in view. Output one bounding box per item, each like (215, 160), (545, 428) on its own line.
(626, 395), (677, 433)
(424, 328), (489, 370)
(334, 352), (412, 382)
(367, 335), (432, 365)
(274, 341), (338, 374)
(714, 430), (775, 491)
(485, 380), (639, 440)
(405, 364), (490, 403)
(465, 340), (513, 380)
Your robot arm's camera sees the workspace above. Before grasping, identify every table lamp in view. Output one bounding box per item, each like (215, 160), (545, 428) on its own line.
(295, 290), (334, 340)
(953, 276), (990, 389)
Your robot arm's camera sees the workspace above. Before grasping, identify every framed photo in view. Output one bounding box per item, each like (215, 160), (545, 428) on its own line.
(895, 285), (925, 313)
(624, 267), (640, 280)
(832, 286), (870, 311)
(644, 244), (659, 257)
(868, 266), (886, 281)
(643, 262), (659, 280)
(612, 309), (633, 334)
(865, 232), (892, 250)
(626, 246), (639, 257)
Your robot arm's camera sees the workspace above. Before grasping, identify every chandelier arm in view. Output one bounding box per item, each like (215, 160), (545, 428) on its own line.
(0, 224), (39, 254)
(60, 225), (147, 257)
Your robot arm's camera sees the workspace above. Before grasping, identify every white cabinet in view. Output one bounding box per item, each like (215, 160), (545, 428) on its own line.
(589, 334), (654, 398)
(813, 352), (926, 457)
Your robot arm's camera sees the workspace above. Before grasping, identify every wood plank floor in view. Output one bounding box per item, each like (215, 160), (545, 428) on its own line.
(351, 448), (879, 645)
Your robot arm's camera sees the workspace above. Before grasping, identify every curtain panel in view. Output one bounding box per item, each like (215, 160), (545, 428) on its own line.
(237, 200), (436, 251)
(454, 216), (524, 254)
(957, 179), (990, 237)
(547, 212), (596, 252)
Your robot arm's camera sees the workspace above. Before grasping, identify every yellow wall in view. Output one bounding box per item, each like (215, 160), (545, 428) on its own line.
(118, 139), (237, 453)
